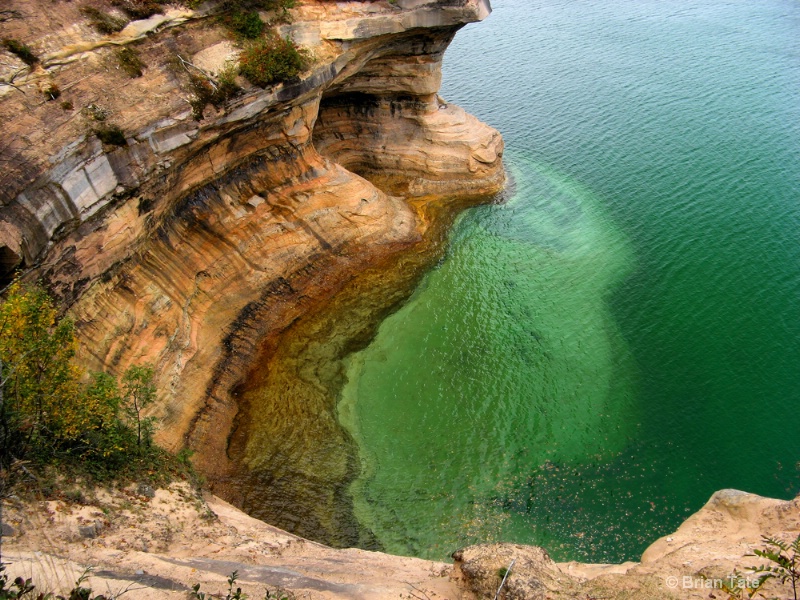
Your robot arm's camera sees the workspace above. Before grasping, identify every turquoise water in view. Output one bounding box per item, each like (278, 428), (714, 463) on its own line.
(340, 0), (800, 562)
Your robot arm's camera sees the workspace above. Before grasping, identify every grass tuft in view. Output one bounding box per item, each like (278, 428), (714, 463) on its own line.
(112, 0), (165, 19)
(95, 124), (127, 147)
(79, 6), (128, 34)
(115, 46), (145, 77)
(188, 62), (241, 120)
(2, 38), (38, 65)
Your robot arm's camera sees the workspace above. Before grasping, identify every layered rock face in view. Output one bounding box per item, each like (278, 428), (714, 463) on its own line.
(0, 0), (503, 541)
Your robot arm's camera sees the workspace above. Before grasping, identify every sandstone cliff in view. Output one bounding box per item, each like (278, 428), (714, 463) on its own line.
(0, 0), (504, 541)
(3, 3), (799, 599)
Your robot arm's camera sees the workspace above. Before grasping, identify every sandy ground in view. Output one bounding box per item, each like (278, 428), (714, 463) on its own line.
(2, 482), (465, 599)
(2, 483), (799, 600)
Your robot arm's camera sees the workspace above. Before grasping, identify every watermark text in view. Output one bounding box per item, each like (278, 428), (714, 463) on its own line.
(665, 575), (763, 590)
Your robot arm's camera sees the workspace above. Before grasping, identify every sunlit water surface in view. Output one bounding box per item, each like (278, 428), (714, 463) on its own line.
(339, 0), (800, 562)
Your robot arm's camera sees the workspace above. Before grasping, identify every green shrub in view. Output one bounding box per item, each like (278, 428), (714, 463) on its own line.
(79, 6), (128, 34)
(238, 33), (307, 88)
(60, 100), (74, 111)
(115, 46), (145, 77)
(95, 124), (127, 146)
(217, 62), (241, 99)
(189, 73), (215, 120)
(188, 62), (241, 120)
(2, 38), (38, 66)
(224, 9), (265, 39)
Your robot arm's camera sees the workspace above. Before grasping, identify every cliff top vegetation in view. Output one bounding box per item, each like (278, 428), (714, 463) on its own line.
(0, 283), (196, 501)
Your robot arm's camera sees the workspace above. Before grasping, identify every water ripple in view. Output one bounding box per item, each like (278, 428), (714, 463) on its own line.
(340, 0), (800, 563)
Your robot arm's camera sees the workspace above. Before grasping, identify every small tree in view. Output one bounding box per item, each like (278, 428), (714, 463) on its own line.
(81, 371), (128, 461)
(0, 284), (162, 490)
(0, 283), (81, 467)
(121, 365), (156, 447)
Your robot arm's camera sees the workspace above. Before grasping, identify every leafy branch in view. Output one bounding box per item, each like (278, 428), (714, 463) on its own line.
(747, 534), (800, 600)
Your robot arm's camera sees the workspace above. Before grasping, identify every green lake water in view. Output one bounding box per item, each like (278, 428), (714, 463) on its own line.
(338, 0), (800, 562)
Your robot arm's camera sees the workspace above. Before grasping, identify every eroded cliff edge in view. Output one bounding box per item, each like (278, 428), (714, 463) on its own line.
(3, 486), (799, 599)
(0, 0), (504, 538)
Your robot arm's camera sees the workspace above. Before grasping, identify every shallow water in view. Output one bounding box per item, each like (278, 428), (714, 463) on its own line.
(340, 0), (800, 562)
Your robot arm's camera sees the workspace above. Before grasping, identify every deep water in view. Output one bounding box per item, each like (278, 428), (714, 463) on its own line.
(339, 0), (800, 562)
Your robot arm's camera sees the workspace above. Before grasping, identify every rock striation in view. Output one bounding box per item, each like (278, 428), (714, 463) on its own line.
(0, 0), (503, 536)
